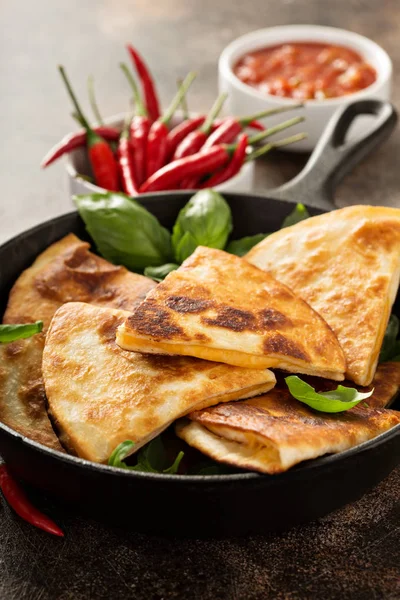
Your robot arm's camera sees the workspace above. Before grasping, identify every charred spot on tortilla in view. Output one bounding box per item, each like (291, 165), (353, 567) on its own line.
(165, 296), (213, 314)
(263, 334), (310, 362)
(202, 306), (257, 332)
(126, 300), (187, 340)
(258, 308), (292, 329)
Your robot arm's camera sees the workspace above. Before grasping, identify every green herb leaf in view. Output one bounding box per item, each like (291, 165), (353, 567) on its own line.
(0, 321), (43, 343)
(281, 203), (310, 228)
(379, 315), (400, 362)
(163, 451), (185, 474)
(226, 233), (269, 257)
(144, 263), (179, 282)
(172, 190), (233, 263)
(74, 192), (173, 271)
(108, 440), (135, 467)
(108, 437), (184, 474)
(285, 375), (373, 413)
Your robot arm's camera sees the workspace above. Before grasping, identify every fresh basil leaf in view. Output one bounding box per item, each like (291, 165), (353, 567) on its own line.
(226, 233), (269, 257)
(108, 440), (135, 467)
(144, 263), (179, 282)
(74, 192), (173, 271)
(108, 437), (184, 474)
(138, 436), (166, 472)
(172, 190), (233, 263)
(285, 375), (373, 413)
(0, 321), (43, 343)
(281, 203), (310, 228)
(379, 315), (400, 362)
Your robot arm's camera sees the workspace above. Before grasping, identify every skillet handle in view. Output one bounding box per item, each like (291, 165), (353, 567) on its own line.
(271, 99), (398, 211)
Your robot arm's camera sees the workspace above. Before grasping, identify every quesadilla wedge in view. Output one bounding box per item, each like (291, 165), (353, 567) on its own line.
(0, 233), (156, 450)
(117, 246), (346, 380)
(176, 379), (400, 475)
(42, 302), (276, 463)
(246, 205), (400, 386)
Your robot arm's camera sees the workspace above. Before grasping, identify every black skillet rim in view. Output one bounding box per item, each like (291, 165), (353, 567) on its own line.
(1, 206), (399, 484)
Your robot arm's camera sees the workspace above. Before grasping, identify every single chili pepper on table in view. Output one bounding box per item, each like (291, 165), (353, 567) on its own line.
(41, 126), (121, 168)
(120, 62), (151, 187)
(204, 103), (304, 148)
(146, 72), (196, 179)
(166, 116), (206, 159)
(0, 464), (64, 537)
(197, 133), (248, 189)
(173, 92), (227, 160)
(126, 44), (161, 122)
(58, 66), (120, 191)
(117, 112), (139, 196)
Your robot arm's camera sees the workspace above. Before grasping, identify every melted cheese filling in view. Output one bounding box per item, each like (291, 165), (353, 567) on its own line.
(116, 328), (344, 379)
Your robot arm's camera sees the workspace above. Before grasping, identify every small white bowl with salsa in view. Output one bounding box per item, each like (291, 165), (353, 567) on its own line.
(219, 25), (392, 151)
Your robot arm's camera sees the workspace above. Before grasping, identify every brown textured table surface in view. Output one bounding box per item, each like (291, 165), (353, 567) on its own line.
(0, 1), (399, 598)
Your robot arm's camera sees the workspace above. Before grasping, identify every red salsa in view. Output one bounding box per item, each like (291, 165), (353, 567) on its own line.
(234, 42), (377, 100)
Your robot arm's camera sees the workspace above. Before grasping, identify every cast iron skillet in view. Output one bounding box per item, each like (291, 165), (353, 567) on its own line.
(0, 100), (399, 536)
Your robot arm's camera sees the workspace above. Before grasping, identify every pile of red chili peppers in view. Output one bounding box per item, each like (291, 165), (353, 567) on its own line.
(42, 44), (306, 193)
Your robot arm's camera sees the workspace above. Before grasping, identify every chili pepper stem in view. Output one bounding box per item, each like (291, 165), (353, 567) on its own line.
(120, 63), (147, 117)
(58, 65), (91, 131)
(177, 78), (189, 120)
(160, 72), (197, 125)
(246, 133), (307, 161)
(248, 116), (305, 145)
(87, 75), (104, 125)
(240, 103), (304, 126)
(201, 92), (228, 135)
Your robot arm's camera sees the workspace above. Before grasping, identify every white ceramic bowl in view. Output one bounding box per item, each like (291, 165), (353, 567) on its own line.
(219, 25), (392, 151)
(66, 113), (255, 198)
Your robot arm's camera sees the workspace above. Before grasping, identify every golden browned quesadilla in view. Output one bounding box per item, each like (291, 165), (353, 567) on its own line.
(246, 205), (400, 386)
(176, 379), (400, 474)
(42, 302), (276, 463)
(117, 246), (346, 380)
(0, 234), (156, 450)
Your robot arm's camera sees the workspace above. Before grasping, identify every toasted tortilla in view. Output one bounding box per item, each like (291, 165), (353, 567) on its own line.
(246, 205), (400, 386)
(176, 379), (400, 474)
(0, 234), (156, 450)
(42, 302), (276, 463)
(117, 246), (346, 380)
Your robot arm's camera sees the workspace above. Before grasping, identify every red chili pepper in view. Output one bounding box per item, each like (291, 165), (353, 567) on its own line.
(126, 44), (161, 122)
(117, 115), (139, 196)
(41, 126), (120, 168)
(204, 104), (304, 149)
(120, 63), (151, 186)
(58, 66), (119, 191)
(199, 133), (248, 188)
(166, 116), (206, 159)
(0, 465), (64, 537)
(146, 72), (196, 179)
(173, 93), (227, 161)
(140, 145), (231, 193)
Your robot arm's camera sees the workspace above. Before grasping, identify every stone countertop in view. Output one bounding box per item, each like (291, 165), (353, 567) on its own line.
(0, 0), (399, 598)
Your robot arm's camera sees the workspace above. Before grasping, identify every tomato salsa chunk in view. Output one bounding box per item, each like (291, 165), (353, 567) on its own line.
(234, 42), (377, 100)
